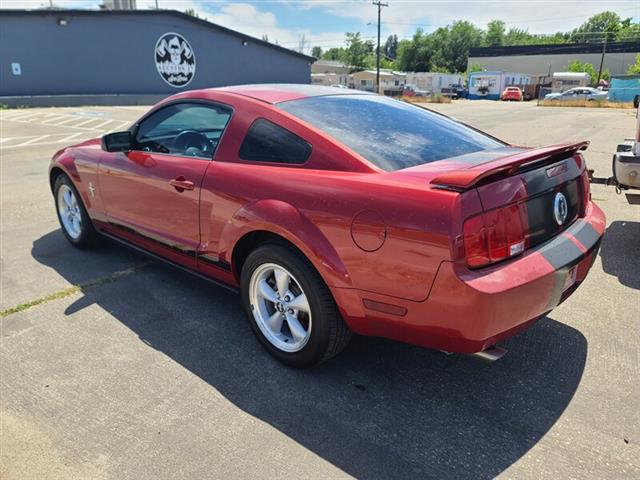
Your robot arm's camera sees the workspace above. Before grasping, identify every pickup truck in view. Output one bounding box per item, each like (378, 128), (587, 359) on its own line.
(441, 84), (466, 99)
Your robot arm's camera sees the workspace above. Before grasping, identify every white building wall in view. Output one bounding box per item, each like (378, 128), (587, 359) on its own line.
(468, 51), (637, 76)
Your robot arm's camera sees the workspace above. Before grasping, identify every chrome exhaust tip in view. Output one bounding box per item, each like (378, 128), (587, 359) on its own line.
(472, 345), (508, 362)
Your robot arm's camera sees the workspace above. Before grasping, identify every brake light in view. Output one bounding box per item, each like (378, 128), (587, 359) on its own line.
(463, 203), (527, 268)
(580, 170), (590, 214)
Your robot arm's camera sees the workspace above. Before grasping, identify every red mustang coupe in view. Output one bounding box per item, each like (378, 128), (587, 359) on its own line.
(50, 84), (605, 367)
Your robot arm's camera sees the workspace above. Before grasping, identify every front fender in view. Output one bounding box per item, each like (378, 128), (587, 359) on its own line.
(220, 199), (352, 289)
(49, 150), (80, 191)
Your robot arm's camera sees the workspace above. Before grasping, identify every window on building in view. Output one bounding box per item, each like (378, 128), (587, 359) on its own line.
(239, 118), (312, 164)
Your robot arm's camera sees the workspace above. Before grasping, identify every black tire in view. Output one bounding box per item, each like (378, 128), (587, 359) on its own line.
(53, 173), (99, 249)
(241, 243), (351, 368)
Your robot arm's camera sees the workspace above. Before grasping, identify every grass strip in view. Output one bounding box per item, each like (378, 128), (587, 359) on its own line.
(0, 264), (148, 318)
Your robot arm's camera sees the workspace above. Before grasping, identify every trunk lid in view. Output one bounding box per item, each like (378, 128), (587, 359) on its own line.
(418, 142), (591, 267)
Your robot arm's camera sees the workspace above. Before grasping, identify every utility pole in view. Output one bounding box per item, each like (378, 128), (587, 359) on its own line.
(372, 1), (388, 94)
(596, 37), (607, 86)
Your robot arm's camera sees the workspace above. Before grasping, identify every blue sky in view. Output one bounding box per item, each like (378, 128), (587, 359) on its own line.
(3, 0), (639, 52)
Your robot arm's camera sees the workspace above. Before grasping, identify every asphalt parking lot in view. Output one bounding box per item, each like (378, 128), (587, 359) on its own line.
(1, 100), (639, 479)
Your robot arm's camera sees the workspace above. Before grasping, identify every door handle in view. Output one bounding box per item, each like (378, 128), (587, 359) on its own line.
(170, 177), (195, 192)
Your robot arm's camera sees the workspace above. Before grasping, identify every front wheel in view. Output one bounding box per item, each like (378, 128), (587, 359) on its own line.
(241, 244), (351, 367)
(54, 174), (98, 249)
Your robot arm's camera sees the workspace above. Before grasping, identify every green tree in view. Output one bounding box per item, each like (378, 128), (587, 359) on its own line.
(627, 54), (640, 74)
(504, 27), (533, 45)
(321, 47), (345, 61)
(567, 59), (610, 84)
(467, 63), (484, 73)
(184, 8), (200, 18)
(395, 29), (433, 72)
(444, 21), (484, 72)
(485, 20), (505, 46)
(343, 32), (371, 70)
(311, 46), (323, 59)
(617, 18), (640, 42)
(384, 34), (399, 59)
(572, 11), (621, 43)
(428, 27), (449, 71)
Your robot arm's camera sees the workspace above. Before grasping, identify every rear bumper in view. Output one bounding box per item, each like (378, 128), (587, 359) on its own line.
(333, 202), (605, 353)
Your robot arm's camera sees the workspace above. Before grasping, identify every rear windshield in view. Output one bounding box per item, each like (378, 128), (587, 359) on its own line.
(278, 95), (504, 171)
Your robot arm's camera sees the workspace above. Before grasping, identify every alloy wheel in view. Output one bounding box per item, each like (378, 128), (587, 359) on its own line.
(248, 263), (312, 353)
(57, 184), (82, 239)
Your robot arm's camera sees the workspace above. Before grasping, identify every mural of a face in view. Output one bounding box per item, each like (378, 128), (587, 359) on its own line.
(155, 32), (196, 87)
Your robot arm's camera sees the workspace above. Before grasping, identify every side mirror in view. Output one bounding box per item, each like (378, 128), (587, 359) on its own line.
(101, 131), (132, 152)
(634, 95), (640, 109)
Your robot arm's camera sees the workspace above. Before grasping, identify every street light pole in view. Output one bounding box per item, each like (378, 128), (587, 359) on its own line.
(372, 1), (388, 94)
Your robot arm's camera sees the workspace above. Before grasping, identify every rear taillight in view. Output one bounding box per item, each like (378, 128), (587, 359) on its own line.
(580, 170), (590, 214)
(463, 203), (527, 268)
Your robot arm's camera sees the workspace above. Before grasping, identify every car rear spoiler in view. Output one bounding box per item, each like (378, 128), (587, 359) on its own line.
(431, 141), (590, 191)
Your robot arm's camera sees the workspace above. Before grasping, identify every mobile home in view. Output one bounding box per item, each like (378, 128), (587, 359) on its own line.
(468, 71), (531, 100)
(551, 72), (591, 93)
(404, 72), (464, 93)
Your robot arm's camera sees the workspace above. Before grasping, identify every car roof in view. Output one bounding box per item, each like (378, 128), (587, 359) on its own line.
(209, 84), (374, 104)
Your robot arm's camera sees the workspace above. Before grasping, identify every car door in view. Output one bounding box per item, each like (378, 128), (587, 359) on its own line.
(98, 101), (233, 268)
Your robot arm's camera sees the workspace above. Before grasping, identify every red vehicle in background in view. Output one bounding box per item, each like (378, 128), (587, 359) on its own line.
(49, 85), (604, 367)
(501, 86), (524, 101)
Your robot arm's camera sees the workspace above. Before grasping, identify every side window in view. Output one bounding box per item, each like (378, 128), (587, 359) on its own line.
(134, 103), (232, 159)
(239, 118), (311, 165)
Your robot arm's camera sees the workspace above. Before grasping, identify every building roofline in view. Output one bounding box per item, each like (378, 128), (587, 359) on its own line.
(468, 71), (531, 75)
(0, 8), (316, 62)
(469, 41), (640, 58)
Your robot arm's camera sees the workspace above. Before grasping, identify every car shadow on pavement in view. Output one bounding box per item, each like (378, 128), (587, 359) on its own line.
(600, 220), (640, 290)
(33, 230), (588, 480)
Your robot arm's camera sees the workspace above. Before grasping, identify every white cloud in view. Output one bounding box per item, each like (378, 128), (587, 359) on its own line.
(208, 2), (296, 43)
(205, 3), (346, 53)
(136, 0), (210, 18)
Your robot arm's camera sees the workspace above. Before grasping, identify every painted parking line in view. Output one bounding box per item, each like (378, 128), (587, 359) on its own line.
(67, 117), (102, 128)
(92, 119), (115, 130)
(105, 120), (131, 133)
(0, 134), (51, 143)
(55, 116), (88, 126)
(57, 132), (86, 143)
(2, 111), (44, 122)
(3, 114), (134, 132)
(40, 114), (74, 125)
(13, 135), (50, 147)
(0, 132), (91, 149)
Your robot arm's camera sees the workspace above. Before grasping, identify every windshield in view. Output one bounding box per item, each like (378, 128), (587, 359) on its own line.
(278, 95), (504, 171)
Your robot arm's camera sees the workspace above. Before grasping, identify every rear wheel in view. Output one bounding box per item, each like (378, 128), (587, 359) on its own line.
(241, 244), (351, 367)
(54, 174), (98, 249)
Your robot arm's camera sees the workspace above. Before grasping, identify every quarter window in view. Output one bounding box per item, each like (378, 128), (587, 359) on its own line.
(239, 118), (311, 165)
(134, 103), (232, 159)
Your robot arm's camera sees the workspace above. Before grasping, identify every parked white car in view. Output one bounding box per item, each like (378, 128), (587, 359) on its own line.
(545, 87), (608, 102)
